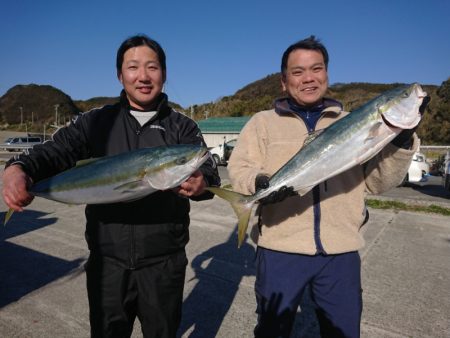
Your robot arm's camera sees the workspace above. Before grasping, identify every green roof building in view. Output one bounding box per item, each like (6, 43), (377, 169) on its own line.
(197, 117), (251, 148)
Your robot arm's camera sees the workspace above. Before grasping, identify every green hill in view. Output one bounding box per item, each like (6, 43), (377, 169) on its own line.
(1, 76), (449, 144)
(190, 75), (450, 145)
(0, 84), (79, 128)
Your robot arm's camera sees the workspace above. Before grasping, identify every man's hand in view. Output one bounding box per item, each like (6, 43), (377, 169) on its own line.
(2, 164), (34, 211)
(392, 95), (431, 149)
(255, 174), (270, 192)
(173, 170), (206, 198)
(255, 174), (297, 205)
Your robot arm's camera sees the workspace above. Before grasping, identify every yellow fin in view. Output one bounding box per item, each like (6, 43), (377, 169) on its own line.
(205, 187), (254, 247)
(4, 208), (14, 226)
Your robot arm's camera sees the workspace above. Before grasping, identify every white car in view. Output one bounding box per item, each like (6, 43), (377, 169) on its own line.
(209, 139), (237, 165)
(401, 152), (430, 185)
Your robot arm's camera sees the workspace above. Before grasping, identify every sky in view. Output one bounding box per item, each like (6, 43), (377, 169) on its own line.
(1, 0), (449, 109)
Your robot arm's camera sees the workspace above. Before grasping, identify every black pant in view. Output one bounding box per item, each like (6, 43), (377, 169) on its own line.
(85, 251), (188, 338)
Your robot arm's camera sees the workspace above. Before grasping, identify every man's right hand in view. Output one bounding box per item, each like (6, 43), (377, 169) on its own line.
(2, 164), (34, 211)
(255, 174), (297, 205)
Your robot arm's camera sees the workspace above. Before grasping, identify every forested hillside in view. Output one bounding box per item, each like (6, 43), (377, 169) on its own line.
(190, 75), (450, 145)
(1, 76), (449, 144)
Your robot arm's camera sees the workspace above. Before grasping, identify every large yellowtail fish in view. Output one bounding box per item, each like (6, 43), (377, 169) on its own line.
(207, 83), (427, 247)
(4, 144), (209, 224)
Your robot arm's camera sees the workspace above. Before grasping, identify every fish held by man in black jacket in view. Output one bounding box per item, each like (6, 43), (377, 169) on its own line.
(4, 144), (209, 224)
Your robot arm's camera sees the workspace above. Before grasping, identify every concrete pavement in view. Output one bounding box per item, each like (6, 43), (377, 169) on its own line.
(0, 187), (449, 337)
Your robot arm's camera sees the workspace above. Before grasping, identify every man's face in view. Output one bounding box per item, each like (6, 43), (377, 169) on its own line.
(281, 49), (328, 107)
(118, 46), (165, 110)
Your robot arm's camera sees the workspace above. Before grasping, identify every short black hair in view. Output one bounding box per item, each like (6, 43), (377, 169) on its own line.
(281, 35), (329, 75)
(116, 35), (166, 75)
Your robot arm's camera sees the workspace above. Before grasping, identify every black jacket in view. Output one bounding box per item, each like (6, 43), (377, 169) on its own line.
(6, 92), (220, 268)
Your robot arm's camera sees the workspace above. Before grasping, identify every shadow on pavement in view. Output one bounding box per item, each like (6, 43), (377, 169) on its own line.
(409, 179), (450, 199)
(0, 209), (85, 308)
(178, 229), (255, 337)
(178, 227), (322, 338)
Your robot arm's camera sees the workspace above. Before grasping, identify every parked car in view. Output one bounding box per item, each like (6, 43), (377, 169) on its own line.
(442, 151), (450, 192)
(400, 152), (430, 185)
(2, 136), (42, 151)
(209, 139), (237, 165)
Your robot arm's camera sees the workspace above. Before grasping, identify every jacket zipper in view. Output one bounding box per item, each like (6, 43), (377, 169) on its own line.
(312, 186), (325, 254)
(293, 111), (326, 254)
(129, 118), (141, 269)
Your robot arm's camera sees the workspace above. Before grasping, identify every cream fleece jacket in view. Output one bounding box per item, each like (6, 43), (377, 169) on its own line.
(227, 103), (419, 255)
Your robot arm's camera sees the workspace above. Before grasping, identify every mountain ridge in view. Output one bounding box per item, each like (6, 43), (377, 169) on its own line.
(1, 74), (449, 144)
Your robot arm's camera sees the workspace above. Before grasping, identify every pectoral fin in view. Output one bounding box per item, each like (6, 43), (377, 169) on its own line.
(114, 180), (149, 194)
(364, 122), (383, 143)
(145, 171), (183, 191)
(75, 158), (101, 167)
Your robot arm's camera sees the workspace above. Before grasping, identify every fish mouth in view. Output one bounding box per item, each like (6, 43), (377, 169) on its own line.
(187, 148), (210, 170)
(200, 150), (211, 166)
(381, 83), (426, 130)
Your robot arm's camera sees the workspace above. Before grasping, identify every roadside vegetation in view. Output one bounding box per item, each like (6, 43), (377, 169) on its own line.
(366, 198), (450, 216)
(217, 185), (450, 216)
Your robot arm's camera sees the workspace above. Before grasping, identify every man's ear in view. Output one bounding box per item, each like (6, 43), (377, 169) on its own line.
(281, 75), (287, 92)
(117, 71), (123, 84)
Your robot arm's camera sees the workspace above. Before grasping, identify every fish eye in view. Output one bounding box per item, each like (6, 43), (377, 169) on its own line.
(402, 92), (409, 98)
(176, 157), (187, 165)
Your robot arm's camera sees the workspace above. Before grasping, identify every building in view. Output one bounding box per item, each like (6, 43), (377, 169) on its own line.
(197, 116), (250, 148)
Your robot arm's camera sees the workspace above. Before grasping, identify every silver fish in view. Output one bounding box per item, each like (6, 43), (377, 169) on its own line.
(5, 144), (209, 224)
(207, 83), (427, 247)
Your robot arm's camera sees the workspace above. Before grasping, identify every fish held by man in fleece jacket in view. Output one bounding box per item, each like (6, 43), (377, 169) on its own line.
(206, 83), (427, 247)
(4, 144), (209, 224)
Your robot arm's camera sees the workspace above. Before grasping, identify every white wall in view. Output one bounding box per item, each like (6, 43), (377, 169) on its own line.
(203, 133), (239, 148)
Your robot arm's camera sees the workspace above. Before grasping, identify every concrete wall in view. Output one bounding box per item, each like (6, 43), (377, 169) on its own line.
(203, 133), (239, 148)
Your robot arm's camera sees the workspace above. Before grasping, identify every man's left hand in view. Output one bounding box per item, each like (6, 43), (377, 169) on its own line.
(173, 170), (206, 197)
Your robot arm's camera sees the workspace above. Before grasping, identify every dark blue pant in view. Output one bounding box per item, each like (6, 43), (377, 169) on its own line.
(254, 248), (362, 338)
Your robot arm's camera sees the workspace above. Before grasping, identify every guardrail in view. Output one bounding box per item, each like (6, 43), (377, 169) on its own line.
(0, 143), (41, 152)
(420, 145), (450, 150)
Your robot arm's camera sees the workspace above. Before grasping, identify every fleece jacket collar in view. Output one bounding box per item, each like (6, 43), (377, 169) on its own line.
(274, 97), (343, 116)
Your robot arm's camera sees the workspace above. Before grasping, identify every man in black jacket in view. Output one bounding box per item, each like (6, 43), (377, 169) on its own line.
(2, 35), (220, 338)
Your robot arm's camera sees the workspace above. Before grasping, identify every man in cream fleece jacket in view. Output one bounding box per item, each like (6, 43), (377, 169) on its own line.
(227, 36), (427, 338)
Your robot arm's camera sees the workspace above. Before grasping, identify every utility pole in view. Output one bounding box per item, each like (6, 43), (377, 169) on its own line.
(19, 106), (23, 127)
(54, 104), (59, 126)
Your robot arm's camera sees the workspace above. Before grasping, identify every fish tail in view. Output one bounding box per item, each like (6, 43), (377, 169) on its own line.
(4, 208), (14, 226)
(205, 187), (254, 248)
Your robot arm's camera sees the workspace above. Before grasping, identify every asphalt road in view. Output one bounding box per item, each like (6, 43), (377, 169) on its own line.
(0, 158), (449, 337)
(0, 180), (449, 337)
